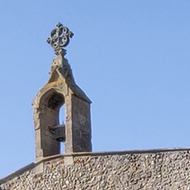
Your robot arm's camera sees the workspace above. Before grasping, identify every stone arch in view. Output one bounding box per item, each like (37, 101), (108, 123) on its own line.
(34, 88), (66, 160)
(40, 88), (64, 111)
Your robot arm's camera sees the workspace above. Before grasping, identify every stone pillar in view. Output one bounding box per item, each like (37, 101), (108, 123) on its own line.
(65, 94), (92, 153)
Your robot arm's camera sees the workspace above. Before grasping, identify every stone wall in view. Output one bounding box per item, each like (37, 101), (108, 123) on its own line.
(1, 149), (190, 189)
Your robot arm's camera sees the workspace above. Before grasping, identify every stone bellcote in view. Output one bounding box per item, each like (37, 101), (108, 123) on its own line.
(32, 23), (92, 162)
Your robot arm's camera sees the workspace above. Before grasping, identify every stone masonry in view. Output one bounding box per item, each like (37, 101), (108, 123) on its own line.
(1, 23), (189, 190)
(32, 23), (92, 162)
(1, 149), (190, 189)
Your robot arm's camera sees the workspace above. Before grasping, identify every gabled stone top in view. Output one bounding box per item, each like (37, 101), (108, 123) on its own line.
(32, 52), (91, 108)
(33, 23), (91, 107)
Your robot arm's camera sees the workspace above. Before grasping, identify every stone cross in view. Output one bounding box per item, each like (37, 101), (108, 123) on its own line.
(47, 23), (74, 55)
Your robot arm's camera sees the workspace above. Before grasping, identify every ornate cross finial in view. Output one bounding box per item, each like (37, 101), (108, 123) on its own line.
(47, 23), (74, 55)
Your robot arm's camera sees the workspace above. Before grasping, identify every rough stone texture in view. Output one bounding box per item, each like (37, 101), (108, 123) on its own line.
(1, 150), (190, 189)
(32, 52), (92, 161)
(70, 95), (92, 153)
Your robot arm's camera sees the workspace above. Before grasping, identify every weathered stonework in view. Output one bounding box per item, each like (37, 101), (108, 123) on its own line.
(32, 50), (92, 162)
(31, 23), (92, 162)
(2, 24), (188, 189)
(1, 149), (190, 189)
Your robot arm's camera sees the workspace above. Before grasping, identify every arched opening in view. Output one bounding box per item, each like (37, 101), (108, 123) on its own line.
(59, 104), (65, 125)
(47, 93), (63, 110)
(46, 91), (66, 154)
(59, 104), (65, 153)
(40, 89), (64, 111)
(37, 89), (66, 157)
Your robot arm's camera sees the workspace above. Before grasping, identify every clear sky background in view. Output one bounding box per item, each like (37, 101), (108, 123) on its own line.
(0, 1), (190, 178)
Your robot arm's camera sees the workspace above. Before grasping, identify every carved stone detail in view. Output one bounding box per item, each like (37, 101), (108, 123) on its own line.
(32, 27), (91, 161)
(47, 23), (74, 55)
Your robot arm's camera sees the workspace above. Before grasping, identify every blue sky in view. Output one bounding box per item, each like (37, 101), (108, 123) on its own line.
(0, 1), (190, 178)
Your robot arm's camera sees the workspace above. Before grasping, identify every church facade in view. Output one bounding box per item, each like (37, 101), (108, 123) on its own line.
(0, 23), (190, 190)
